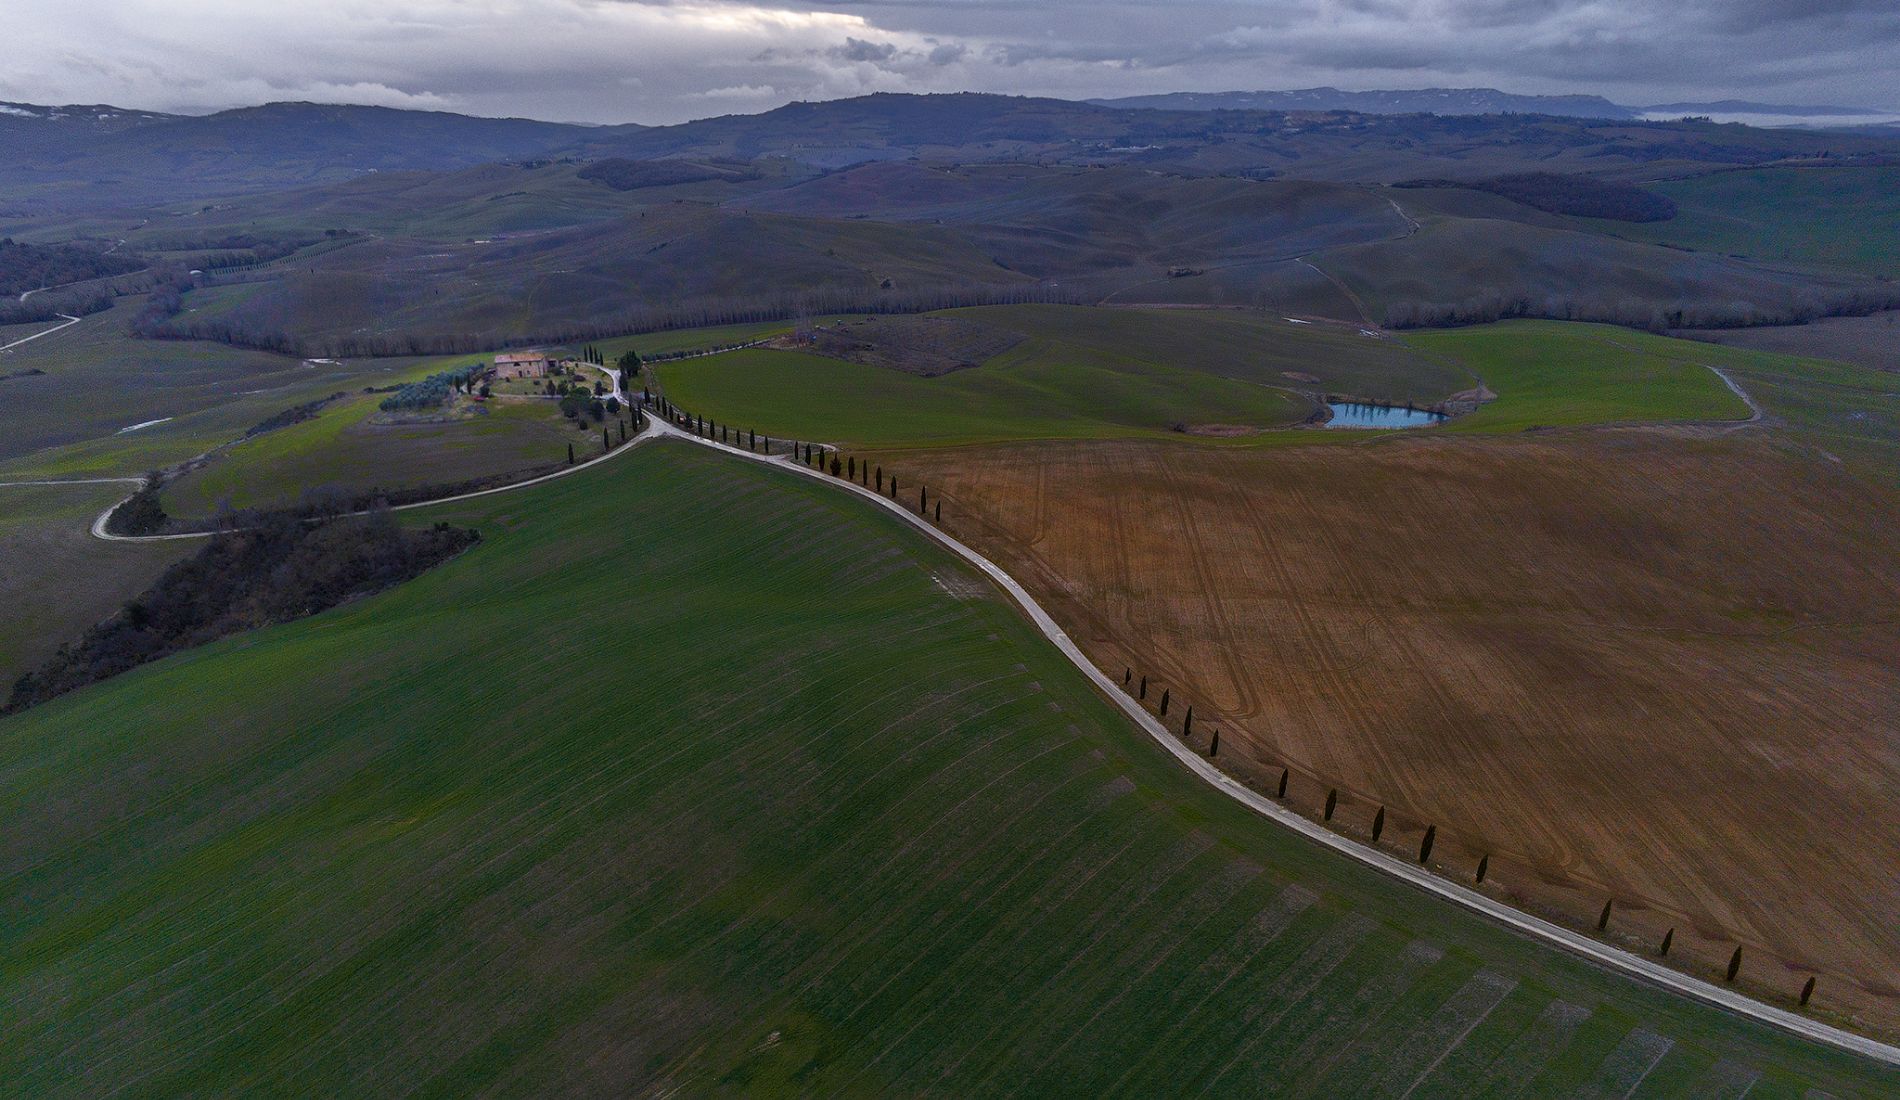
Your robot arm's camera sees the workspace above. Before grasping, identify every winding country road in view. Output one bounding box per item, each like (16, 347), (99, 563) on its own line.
(0, 313), (83, 352)
(638, 412), (1900, 1070)
(18, 365), (1895, 1068)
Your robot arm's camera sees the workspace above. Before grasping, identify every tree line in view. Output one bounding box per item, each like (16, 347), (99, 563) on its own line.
(1382, 283), (1900, 331)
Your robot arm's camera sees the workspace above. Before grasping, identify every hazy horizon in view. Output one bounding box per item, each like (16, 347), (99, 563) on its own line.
(6, 1), (1896, 126)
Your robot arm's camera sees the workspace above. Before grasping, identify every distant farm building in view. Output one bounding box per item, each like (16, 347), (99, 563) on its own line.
(494, 352), (552, 379)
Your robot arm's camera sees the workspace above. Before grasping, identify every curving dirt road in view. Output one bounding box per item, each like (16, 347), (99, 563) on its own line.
(638, 413), (1900, 1070)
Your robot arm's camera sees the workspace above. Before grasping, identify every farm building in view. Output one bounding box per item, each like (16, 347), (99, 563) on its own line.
(494, 352), (553, 379)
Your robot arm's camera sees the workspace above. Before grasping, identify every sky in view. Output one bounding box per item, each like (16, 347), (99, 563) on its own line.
(3, 0), (1896, 125)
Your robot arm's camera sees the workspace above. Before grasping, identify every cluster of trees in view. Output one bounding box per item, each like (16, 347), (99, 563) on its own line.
(0, 237), (146, 298)
(1383, 283), (1900, 331)
(243, 392), (345, 437)
(1396, 172), (1678, 222)
(378, 363), (487, 411)
(0, 287), (114, 325)
(5, 509), (478, 715)
(577, 158), (760, 191)
(558, 388), (607, 422)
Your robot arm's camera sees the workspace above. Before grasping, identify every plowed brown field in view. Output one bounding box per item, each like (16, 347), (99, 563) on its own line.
(886, 432), (1900, 1032)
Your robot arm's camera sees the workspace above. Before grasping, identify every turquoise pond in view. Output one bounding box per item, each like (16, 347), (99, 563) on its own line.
(1324, 401), (1447, 428)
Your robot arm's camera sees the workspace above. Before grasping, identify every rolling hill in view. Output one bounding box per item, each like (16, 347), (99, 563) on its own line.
(2, 440), (1891, 1094)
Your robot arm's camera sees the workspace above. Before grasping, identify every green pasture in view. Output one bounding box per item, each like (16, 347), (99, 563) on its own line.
(160, 393), (587, 520)
(657, 342), (1306, 447)
(0, 441), (1889, 1095)
(1402, 321), (1753, 432)
(1630, 167), (1900, 277)
(0, 483), (187, 685)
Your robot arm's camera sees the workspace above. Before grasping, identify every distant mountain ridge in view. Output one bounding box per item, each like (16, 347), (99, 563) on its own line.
(1088, 87), (1639, 119)
(1089, 87), (1888, 122)
(0, 100), (635, 204)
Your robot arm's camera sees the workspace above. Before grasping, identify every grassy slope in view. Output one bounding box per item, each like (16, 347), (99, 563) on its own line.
(0, 484), (188, 684)
(160, 392), (584, 519)
(658, 308), (1762, 446)
(1630, 167), (1900, 277)
(1402, 320), (1751, 432)
(0, 441), (1889, 1095)
(653, 305), (1468, 447)
(0, 298), (387, 470)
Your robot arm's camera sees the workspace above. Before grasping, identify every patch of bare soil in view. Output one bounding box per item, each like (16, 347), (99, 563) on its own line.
(804, 314), (1023, 377)
(887, 432), (1900, 1034)
(1281, 371), (1322, 384)
(1183, 424), (1264, 437)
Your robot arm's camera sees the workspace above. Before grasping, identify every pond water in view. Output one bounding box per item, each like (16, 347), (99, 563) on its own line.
(1323, 401), (1447, 429)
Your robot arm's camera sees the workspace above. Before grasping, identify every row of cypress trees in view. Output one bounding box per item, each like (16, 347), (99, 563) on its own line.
(1111, 664), (1796, 1005)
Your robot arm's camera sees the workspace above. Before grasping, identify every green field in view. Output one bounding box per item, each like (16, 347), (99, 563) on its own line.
(655, 307), (1775, 446)
(0, 297), (398, 470)
(1402, 320), (1753, 432)
(160, 391), (587, 520)
(1630, 167), (1900, 277)
(1, 440), (1890, 1095)
(0, 483), (188, 685)
(652, 305), (1468, 446)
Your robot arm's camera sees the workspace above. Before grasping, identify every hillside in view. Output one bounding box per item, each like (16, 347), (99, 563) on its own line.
(2, 441), (1890, 1094)
(0, 101), (616, 205)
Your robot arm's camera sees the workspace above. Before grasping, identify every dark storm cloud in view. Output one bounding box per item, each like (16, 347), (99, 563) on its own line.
(3, 1), (1894, 125)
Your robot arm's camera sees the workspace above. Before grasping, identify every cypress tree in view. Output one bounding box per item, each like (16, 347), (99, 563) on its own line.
(567, 443), (575, 465)
(1159, 689), (1170, 716)
(891, 477), (899, 499)
(1660, 928), (1674, 956)
(764, 435), (771, 452)
(750, 428), (757, 450)
(1597, 899), (1613, 932)
(1726, 946), (1743, 983)
(830, 456), (841, 477)
(1371, 806), (1385, 843)
(602, 428), (609, 452)
(1183, 705), (1193, 736)
(1419, 825), (1435, 863)
(848, 456), (856, 479)
(1324, 789), (1337, 820)
(1208, 729), (1218, 757)
(935, 501), (941, 522)
(1277, 769), (1288, 798)
(1123, 667), (1131, 685)
(1138, 675), (1147, 700)
(1800, 976), (1816, 1007)
(876, 466), (883, 492)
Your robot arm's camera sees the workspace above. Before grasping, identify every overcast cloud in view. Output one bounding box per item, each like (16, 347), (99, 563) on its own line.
(3, 0), (1895, 124)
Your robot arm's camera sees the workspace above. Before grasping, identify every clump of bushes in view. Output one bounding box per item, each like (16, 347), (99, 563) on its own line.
(5, 509), (478, 714)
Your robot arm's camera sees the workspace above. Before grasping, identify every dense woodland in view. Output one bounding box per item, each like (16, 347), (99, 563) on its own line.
(1396, 172), (1679, 221)
(577, 157), (761, 190)
(0, 238), (146, 298)
(5, 511), (477, 714)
